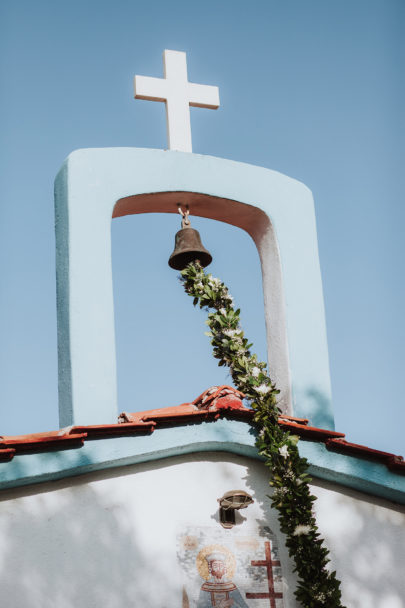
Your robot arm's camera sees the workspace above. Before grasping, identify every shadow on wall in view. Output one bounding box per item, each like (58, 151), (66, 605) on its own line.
(242, 460), (300, 606)
(1, 452), (404, 608)
(0, 475), (178, 608)
(244, 458), (405, 608)
(311, 478), (405, 608)
(304, 387), (334, 430)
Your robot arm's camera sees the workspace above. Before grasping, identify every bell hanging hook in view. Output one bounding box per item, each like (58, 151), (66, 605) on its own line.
(178, 204), (190, 229)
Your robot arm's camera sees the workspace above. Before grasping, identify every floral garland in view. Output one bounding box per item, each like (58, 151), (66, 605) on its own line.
(180, 261), (345, 608)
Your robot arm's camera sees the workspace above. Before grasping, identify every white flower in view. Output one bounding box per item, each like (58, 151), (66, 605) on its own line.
(195, 282), (204, 290)
(284, 470), (295, 480)
(251, 366), (261, 378)
(219, 308), (226, 315)
(254, 384), (271, 396)
(223, 329), (239, 338)
(293, 524), (311, 536)
(278, 445), (289, 459)
(259, 429), (265, 438)
(208, 277), (221, 289)
(274, 487), (288, 497)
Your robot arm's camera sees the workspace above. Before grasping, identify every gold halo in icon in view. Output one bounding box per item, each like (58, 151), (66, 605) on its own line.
(196, 544), (236, 581)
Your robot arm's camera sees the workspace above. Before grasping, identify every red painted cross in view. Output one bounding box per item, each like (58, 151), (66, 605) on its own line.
(245, 541), (283, 608)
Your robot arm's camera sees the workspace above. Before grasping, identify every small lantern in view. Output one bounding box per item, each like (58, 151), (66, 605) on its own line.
(217, 490), (254, 529)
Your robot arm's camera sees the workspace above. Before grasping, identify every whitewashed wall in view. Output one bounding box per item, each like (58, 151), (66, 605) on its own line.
(0, 453), (403, 608)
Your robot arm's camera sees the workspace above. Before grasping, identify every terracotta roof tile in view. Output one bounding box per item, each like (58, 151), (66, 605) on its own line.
(0, 431), (87, 453)
(387, 456), (405, 475)
(0, 448), (16, 462)
(68, 421), (155, 438)
(326, 438), (405, 475)
(119, 402), (254, 425)
(277, 419), (345, 440)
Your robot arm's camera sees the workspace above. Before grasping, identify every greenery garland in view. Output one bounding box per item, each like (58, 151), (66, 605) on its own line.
(180, 261), (345, 608)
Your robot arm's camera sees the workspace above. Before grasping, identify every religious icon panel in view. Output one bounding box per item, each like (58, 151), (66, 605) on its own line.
(177, 526), (284, 608)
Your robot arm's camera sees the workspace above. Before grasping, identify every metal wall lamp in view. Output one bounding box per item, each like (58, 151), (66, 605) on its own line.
(218, 490), (254, 529)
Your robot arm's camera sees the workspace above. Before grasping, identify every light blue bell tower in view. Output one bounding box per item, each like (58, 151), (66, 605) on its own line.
(55, 50), (334, 432)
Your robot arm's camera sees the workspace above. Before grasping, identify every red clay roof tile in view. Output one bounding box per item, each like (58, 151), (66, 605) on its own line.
(326, 438), (405, 475)
(0, 448), (16, 462)
(0, 432), (87, 453)
(278, 419), (345, 440)
(68, 421), (155, 438)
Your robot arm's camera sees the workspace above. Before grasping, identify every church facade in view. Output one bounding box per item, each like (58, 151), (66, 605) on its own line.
(0, 394), (404, 607)
(0, 147), (403, 607)
(0, 52), (404, 607)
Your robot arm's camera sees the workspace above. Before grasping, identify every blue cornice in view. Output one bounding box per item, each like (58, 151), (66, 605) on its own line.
(0, 419), (403, 504)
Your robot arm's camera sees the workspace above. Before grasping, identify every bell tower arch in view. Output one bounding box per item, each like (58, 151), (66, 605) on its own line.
(55, 147), (333, 430)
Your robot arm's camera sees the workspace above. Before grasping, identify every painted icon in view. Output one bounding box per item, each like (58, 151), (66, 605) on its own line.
(196, 544), (248, 607)
(177, 526), (284, 607)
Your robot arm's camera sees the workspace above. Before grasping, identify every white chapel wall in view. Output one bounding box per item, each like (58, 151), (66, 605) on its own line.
(0, 454), (403, 608)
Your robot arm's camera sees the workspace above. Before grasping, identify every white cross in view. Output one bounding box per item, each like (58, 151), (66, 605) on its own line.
(134, 50), (220, 153)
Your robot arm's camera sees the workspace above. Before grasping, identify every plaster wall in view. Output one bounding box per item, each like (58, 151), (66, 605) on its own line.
(0, 454), (403, 608)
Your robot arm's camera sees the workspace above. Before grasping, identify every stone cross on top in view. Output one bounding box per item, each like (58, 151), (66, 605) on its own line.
(134, 50), (220, 153)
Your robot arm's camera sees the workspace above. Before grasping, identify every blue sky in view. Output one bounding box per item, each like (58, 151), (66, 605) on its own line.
(0, 0), (403, 455)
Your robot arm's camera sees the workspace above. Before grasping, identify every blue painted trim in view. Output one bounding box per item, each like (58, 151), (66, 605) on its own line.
(0, 420), (403, 504)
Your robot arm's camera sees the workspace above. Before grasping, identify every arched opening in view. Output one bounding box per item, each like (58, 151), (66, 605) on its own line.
(111, 192), (291, 415)
(112, 213), (267, 412)
(56, 149), (332, 429)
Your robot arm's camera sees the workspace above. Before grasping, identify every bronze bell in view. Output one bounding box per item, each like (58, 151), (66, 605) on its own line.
(168, 224), (212, 270)
(169, 207), (212, 270)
